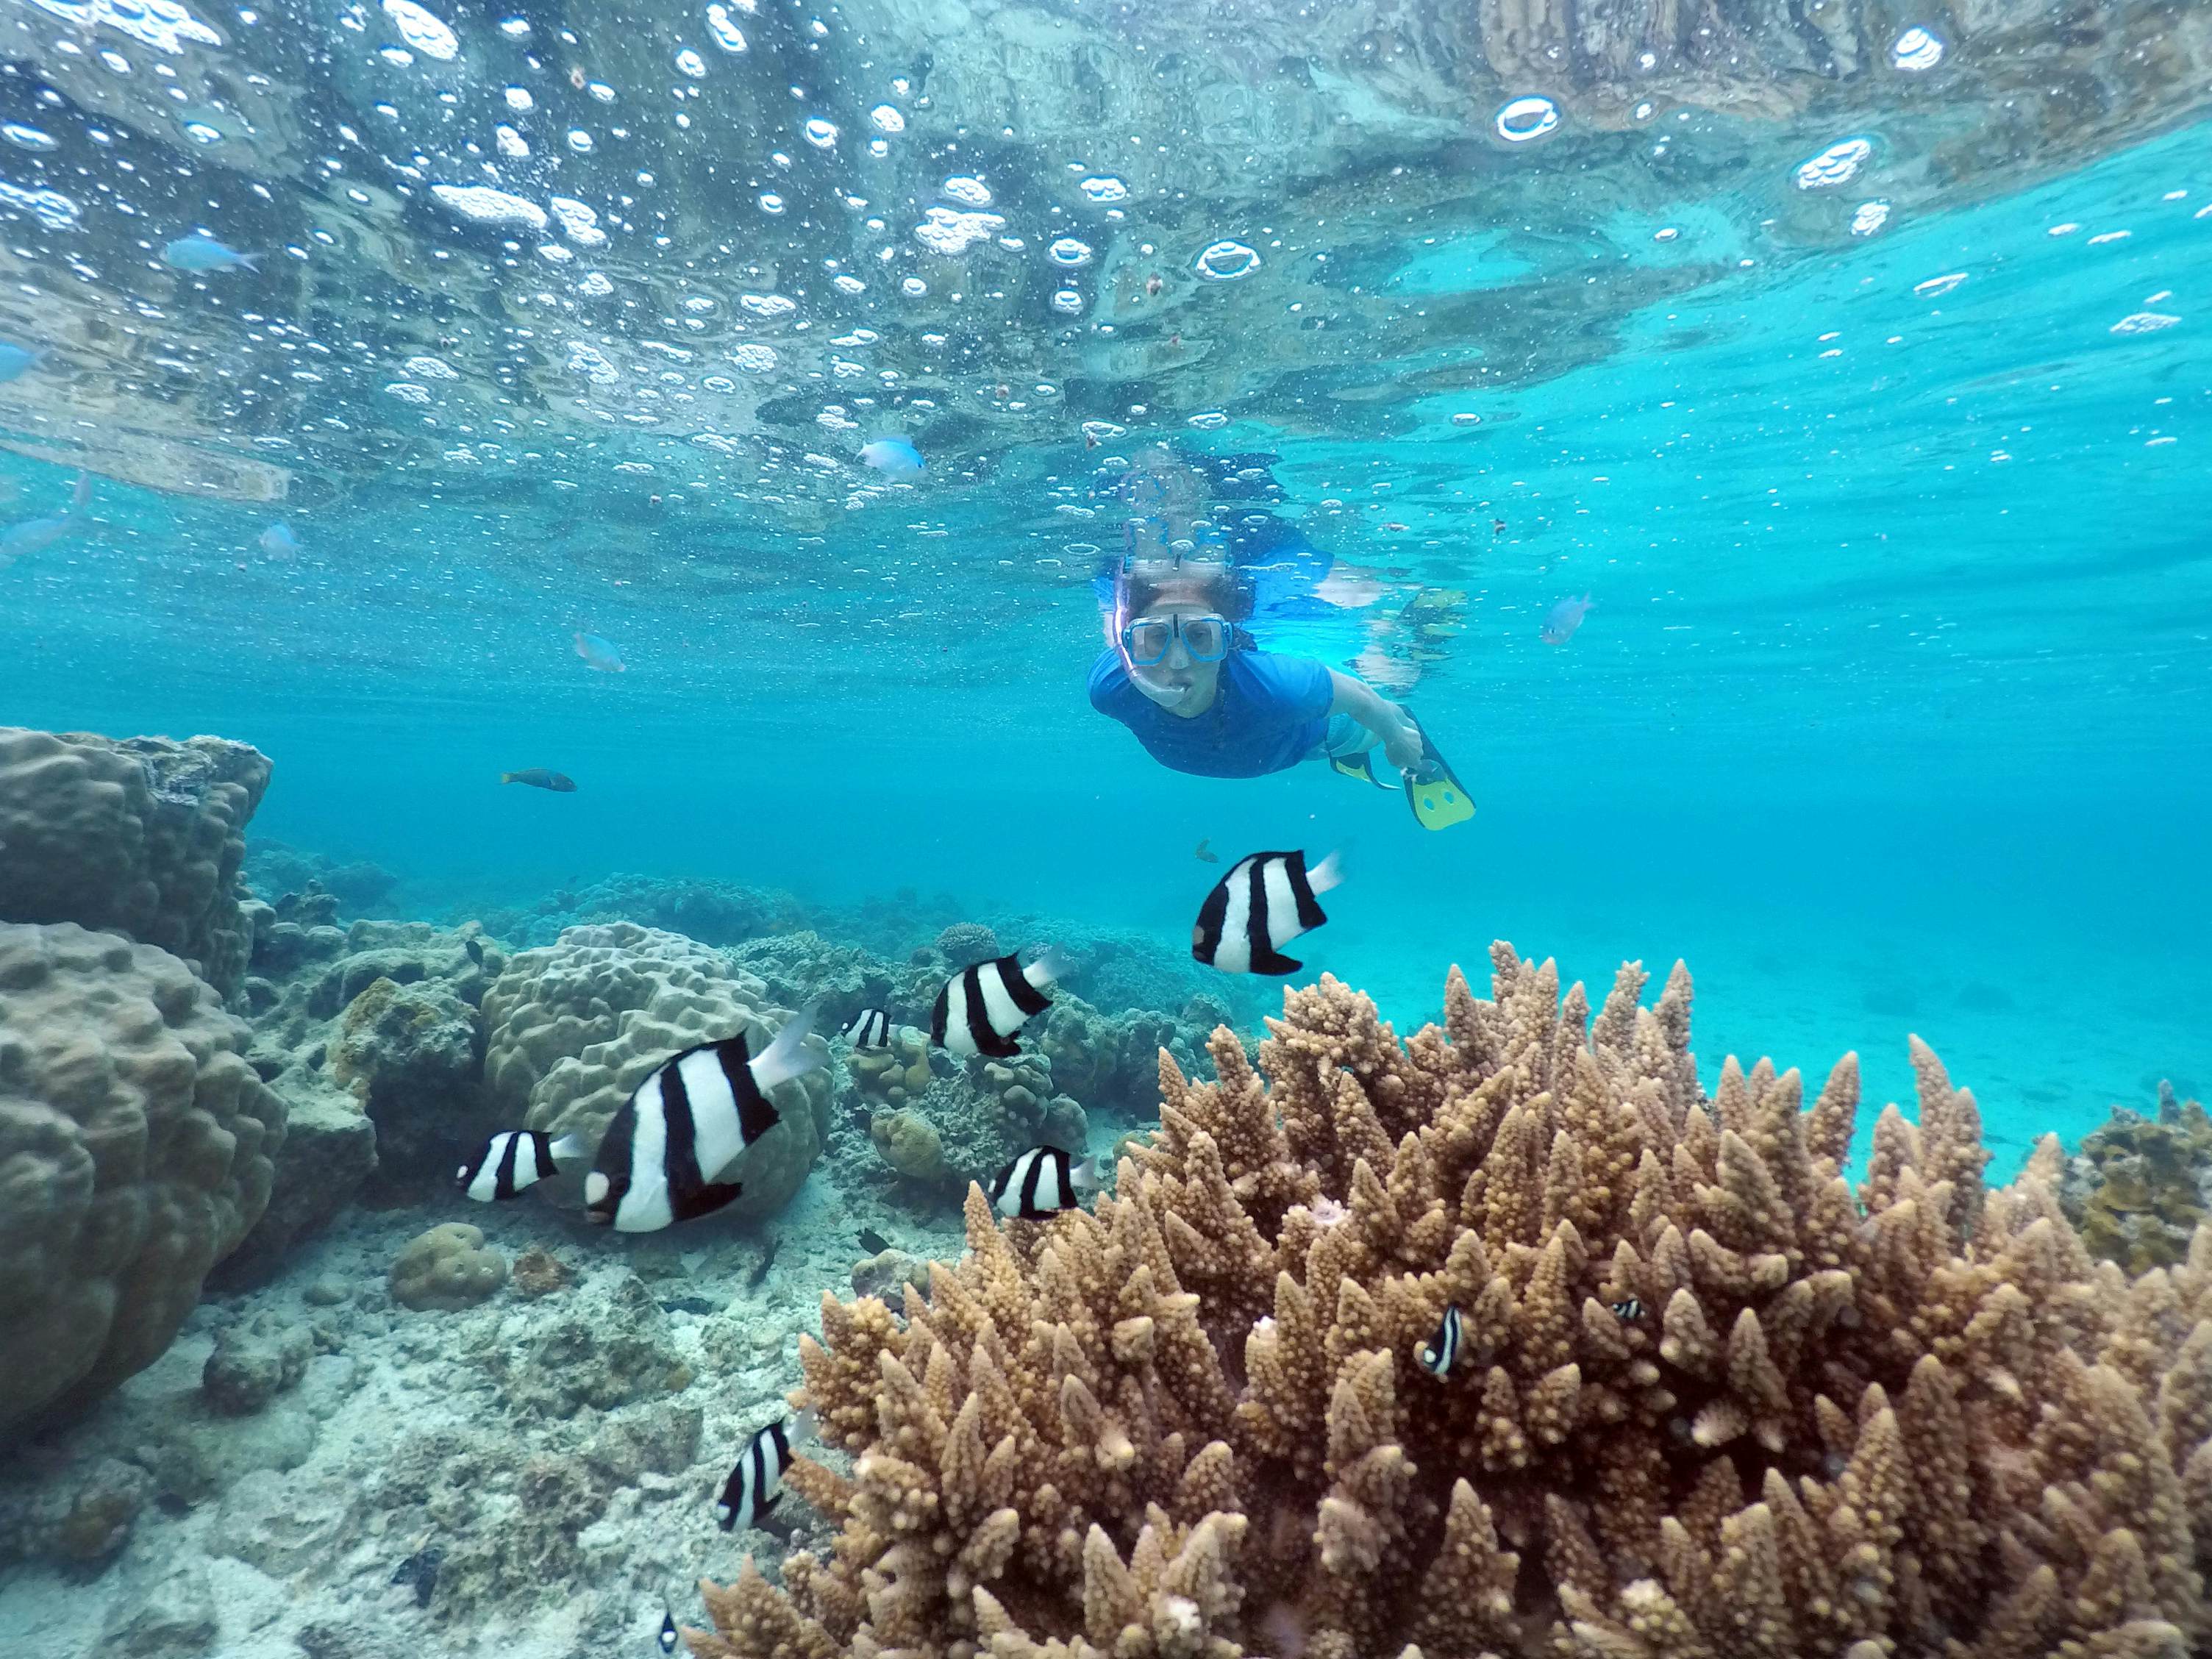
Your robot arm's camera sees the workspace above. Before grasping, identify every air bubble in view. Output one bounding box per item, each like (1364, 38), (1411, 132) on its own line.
(2111, 312), (2180, 335)
(943, 176), (993, 207)
(505, 87), (533, 110)
(706, 4), (747, 51)
(1049, 237), (1093, 267)
(498, 16), (530, 38)
(1052, 288), (1083, 314)
(1851, 200), (1891, 237)
(1652, 226), (1678, 243)
(1187, 410), (1230, 430)
(382, 0), (459, 61)
(1795, 138), (1872, 190)
(1913, 271), (1967, 299)
(1891, 27), (1944, 71)
(676, 48), (707, 78)
(901, 276), (928, 297)
(568, 129), (594, 154)
(731, 343), (779, 372)
(1194, 240), (1260, 281)
(1080, 176), (1129, 204)
(183, 121), (222, 145)
(804, 118), (838, 149)
(1495, 96), (1560, 143)
(2, 124), (58, 152)
(871, 104), (905, 134)
(759, 192), (785, 213)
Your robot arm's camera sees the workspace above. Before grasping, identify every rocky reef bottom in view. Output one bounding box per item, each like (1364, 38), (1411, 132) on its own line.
(0, 1176), (946, 1659)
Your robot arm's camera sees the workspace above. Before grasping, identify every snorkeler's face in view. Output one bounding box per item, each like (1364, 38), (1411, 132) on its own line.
(1123, 594), (1225, 714)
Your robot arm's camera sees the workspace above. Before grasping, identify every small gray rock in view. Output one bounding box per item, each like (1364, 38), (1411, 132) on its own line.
(203, 1318), (313, 1415)
(302, 1277), (349, 1307)
(852, 1248), (932, 1303)
(93, 1559), (217, 1658)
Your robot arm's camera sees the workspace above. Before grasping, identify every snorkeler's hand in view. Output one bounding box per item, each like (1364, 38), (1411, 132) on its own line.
(1379, 707), (1424, 774)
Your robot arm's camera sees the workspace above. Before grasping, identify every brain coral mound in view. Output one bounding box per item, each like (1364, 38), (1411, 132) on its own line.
(696, 944), (2212, 1659)
(0, 727), (271, 999)
(0, 922), (286, 1438)
(482, 922), (830, 1220)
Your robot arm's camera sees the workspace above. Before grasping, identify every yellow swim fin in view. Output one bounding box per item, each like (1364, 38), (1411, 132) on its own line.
(1402, 713), (1474, 831)
(1330, 750), (1392, 788)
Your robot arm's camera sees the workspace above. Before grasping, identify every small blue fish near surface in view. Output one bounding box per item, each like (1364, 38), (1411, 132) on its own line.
(259, 521), (299, 560)
(574, 630), (627, 672)
(1541, 591), (1594, 645)
(163, 234), (260, 273)
(859, 436), (924, 479)
(0, 340), (46, 382)
(0, 472), (90, 565)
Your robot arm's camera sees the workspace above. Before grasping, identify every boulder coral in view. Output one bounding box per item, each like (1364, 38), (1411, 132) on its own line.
(482, 922), (830, 1220)
(0, 922), (286, 1438)
(388, 1221), (506, 1312)
(692, 945), (2212, 1659)
(0, 727), (271, 998)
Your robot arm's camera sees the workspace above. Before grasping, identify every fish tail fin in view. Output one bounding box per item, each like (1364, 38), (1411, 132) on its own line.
(750, 1002), (822, 1092)
(1307, 848), (1348, 896)
(1068, 1157), (1101, 1193)
(549, 1134), (588, 1161)
(68, 472), (90, 510)
(1024, 946), (1071, 990)
(499, 772), (516, 784)
(238, 252), (263, 271)
(791, 1406), (818, 1444)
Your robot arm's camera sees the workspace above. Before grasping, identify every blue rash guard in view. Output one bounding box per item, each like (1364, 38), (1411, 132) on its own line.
(1088, 647), (1334, 778)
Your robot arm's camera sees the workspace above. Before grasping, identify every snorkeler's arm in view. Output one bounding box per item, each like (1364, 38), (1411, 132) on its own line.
(1326, 669), (1424, 771)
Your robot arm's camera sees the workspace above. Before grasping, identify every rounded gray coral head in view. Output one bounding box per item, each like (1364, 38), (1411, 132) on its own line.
(0, 921), (287, 1435)
(933, 921), (1001, 962)
(481, 920), (830, 1222)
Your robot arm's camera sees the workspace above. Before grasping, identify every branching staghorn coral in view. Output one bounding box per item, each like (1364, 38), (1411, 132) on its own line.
(688, 943), (2212, 1659)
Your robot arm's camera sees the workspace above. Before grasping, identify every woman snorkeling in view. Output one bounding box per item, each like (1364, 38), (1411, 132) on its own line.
(1086, 445), (1472, 827)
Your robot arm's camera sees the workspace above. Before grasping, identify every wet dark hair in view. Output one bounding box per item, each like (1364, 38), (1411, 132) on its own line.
(1119, 564), (1249, 625)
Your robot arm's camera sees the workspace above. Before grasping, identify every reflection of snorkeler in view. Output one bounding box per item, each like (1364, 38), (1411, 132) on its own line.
(1087, 445), (1426, 783)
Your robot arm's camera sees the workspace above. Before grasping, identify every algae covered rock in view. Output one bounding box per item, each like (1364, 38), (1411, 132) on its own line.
(0, 727), (270, 997)
(482, 922), (830, 1219)
(478, 1271), (688, 1417)
(389, 1221), (506, 1310)
(201, 1316), (313, 1414)
(2061, 1080), (2212, 1271)
(213, 1082), (377, 1287)
(0, 921), (286, 1437)
(328, 972), (490, 1180)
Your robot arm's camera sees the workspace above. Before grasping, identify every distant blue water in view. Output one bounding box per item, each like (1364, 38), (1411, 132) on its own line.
(5, 121), (2207, 1172)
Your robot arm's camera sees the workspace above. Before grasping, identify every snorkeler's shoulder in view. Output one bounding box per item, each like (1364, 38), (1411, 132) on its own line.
(1087, 647), (1135, 710)
(1229, 648), (1332, 713)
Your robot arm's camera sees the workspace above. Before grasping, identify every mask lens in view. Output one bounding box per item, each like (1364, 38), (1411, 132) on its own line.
(1182, 616), (1229, 661)
(1123, 618), (1172, 666)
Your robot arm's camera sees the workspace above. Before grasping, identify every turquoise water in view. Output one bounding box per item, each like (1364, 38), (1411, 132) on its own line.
(2, 7), (2208, 1172)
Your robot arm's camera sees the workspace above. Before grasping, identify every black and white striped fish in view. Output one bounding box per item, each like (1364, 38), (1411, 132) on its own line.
(931, 949), (1066, 1059)
(1610, 1297), (1644, 1322)
(457, 1129), (586, 1202)
(986, 1145), (1100, 1221)
(1191, 849), (1344, 975)
(715, 1409), (816, 1533)
(657, 1609), (678, 1654)
(583, 1007), (821, 1232)
(1416, 1304), (1462, 1378)
(839, 1007), (892, 1049)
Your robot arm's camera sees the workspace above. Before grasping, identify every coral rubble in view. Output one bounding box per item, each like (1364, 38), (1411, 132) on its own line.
(695, 946), (2212, 1659)
(0, 921), (287, 1440)
(2062, 1081), (2212, 1273)
(0, 726), (271, 998)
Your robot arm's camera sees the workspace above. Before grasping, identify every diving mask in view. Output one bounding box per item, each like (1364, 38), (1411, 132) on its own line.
(1121, 612), (1230, 668)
